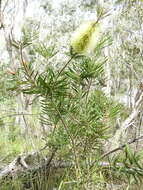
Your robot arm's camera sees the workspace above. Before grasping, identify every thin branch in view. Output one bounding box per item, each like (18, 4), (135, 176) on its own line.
(19, 45), (37, 87)
(2, 0), (9, 12)
(89, 134), (143, 171)
(20, 45), (31, 78)
(86, 78), (92, 103)
(57, 55), (75, 78)
(52, 101), (81, 175)
(101, 134), (143, 159)
(0, 113), (40, 120)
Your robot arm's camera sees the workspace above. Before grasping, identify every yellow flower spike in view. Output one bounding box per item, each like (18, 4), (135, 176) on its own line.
(70, 20), (101, 56)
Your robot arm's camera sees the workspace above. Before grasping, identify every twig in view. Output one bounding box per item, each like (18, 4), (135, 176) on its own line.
(86, 78), (92, 103)
(2, 0), (9, 12)
(57, 55), (75, 78)
(19, 45), (37, 87)
(20, 45), (30, 77)
(0, 113), (40, 120)
(89, 134), (143, 170)
(53, 101), (81, 176)
(101, 135), (143, 159)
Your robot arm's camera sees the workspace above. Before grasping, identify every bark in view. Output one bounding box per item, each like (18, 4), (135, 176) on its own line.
(108, 82), (143, 150)
(0, 148), (57, 181)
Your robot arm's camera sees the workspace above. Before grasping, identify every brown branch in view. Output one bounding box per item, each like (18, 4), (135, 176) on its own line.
(57, 55), (75, 78)
(89, 134), (143, 171)
(101, 134), (143, 159)
(20, 46), (30, 77)
(19, 45), (37, 87)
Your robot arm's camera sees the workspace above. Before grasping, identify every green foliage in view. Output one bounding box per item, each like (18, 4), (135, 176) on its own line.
(111, 145), (143, 187)
(34, 43), (58, 60)
(0, 64), (16, 101)
(8, 36), (128, 189)
(21, 19), (39, 45)
(6, 23), (143, 189)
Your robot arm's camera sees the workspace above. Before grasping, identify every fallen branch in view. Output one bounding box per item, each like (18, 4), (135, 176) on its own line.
(0, 148), (57, 180)
(1, 134), (143, 186)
